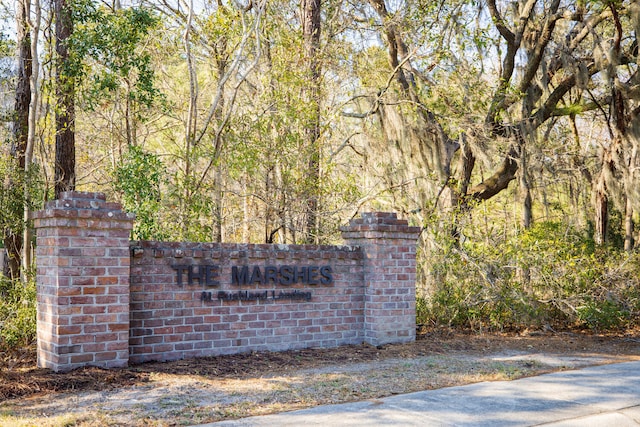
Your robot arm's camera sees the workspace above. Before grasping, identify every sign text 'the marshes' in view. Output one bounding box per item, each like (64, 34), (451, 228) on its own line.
(171, 265), (334, 303)
(171, 265), (333, 286)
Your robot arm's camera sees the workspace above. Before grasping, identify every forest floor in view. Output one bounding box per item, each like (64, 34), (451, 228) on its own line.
(1, 327), (640, 426)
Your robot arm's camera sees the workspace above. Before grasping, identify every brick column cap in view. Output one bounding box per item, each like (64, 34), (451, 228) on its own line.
(340, 212), (421, 239)
(32, 191), (135, 223)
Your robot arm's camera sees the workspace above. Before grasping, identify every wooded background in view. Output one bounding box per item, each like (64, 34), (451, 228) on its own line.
(2, 0), (640, 336)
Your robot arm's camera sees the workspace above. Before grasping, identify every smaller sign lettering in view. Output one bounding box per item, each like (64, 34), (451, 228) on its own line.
(202, 290), (313, 302)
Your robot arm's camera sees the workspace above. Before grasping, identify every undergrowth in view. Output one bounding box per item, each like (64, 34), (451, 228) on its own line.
(418, 221), (640, 332)
(2, 221), (640, 354)
(0, 276), (36, 351)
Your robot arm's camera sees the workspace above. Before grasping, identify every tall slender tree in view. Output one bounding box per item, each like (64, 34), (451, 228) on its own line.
(22, 0), (41, 275)
(301, 0), (321, 243)
(54, 0), (75, 197)
(3, 0), (32, 279)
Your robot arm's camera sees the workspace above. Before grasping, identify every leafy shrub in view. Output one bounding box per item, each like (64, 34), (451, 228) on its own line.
(420, 221), (640, 332)
(0, 277), (36, 350)
(114, 145), (167, 240)
(415, 293), (430, 326)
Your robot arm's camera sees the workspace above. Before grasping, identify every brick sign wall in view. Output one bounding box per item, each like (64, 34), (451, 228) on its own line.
(34, 192), (420, 372)
(129, 242), (364, 364)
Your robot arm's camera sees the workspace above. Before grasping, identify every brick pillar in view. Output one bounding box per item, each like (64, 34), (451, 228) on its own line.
(341, 212), (421, 346)
(33, 191), (134, 372)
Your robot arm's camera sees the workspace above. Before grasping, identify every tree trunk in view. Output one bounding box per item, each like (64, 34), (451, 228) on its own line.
(213, 164), (223, 243)
(302, 0), (321, 243)
(3, 230), (21, 280)
(594, 171), (608, 246)
(12, 1), (31, 172)
(624, 197), (634, 252)
(54, 0), (75, 198)
(518, 145), (532, 283)
(520, 151), (532, 230)
(22, 0), (41, 278)
(242, 174), (250, 242)
(3, 0), (32, 279)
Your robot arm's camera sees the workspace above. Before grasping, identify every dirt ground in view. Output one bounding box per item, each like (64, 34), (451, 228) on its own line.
(2, 327), (640, 426)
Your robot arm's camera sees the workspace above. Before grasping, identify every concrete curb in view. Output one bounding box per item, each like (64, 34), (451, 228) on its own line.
(197, 361), (640, 426)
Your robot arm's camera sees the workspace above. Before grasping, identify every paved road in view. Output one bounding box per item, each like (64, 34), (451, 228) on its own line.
(198, 360), (640, 426)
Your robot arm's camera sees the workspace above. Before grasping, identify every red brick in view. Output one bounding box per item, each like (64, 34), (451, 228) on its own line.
(108, 323), (129, 332)
(95, 314), (118, 323)
(57, 325), (82, 335)
(70, 354), (94, 363)
(82, 306), (106, 315)
(175, 325), (194, 334)
(95, 296), (118, 304)
(144, 336), (163, 344)
(70, 296), (95, 305)
(95, 351), (118, 361)
(83, 343), (106, 352)
(84, 324), (107, 333)
(58, 287), (82, 297)
(82, 286), (105, 295)
(107, 341), (128, 351)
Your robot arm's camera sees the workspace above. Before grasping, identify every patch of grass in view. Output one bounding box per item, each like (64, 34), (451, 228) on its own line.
(213, 401), (255, 420)
(0, 413), (87, 427)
